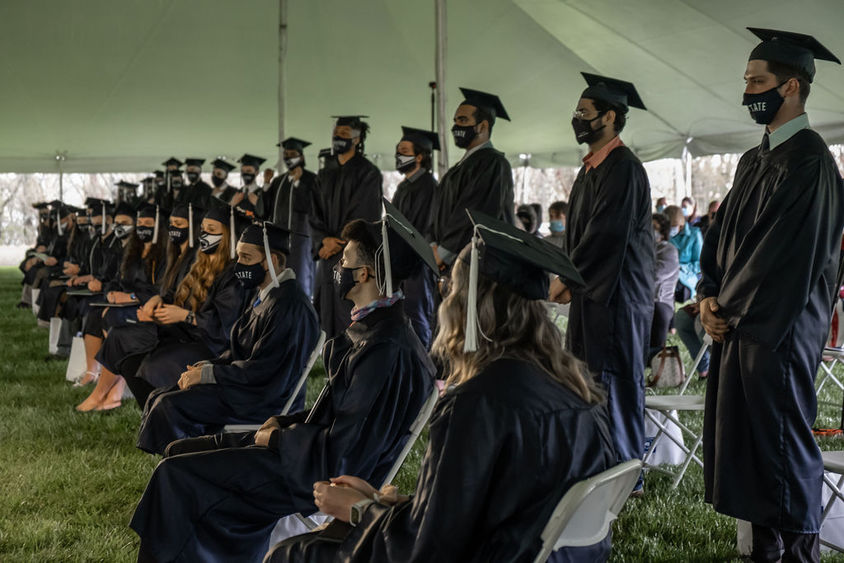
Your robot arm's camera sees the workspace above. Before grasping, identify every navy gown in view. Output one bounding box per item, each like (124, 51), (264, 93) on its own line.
(268, 358), (616, 563)
(310, 153), (382, 338)
(699, 128), (844, 533)
(563, 143), (654, 471)
(392, 169), (438, 349)
(136, 274), (320, 454)
(129, 302), (434, 563)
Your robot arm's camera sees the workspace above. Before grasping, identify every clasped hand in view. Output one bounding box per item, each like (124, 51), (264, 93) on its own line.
(699, 297), (729, 343)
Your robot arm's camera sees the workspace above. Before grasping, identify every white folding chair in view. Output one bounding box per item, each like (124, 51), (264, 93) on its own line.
(821, 451), (844, 552)
(817, 347), (844, 401)
(532, 459), (642, 563)
(65, 335), (88, 382)
(224, 330), (326, 433)
(31, 288), (40, 316)
(283, 386), (441, 536)
(48, 317), (62, 355)
(643, 335), (711, 488)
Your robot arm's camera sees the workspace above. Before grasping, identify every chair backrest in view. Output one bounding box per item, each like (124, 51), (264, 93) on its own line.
(280, 330), (326, 415)
(380, 386), (440, 487)
(678, 334), (712, 395)
(532, 459), (642, 563)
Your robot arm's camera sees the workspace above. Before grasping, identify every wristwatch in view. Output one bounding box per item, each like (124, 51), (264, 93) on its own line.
(185, 311), (195, 325)
(349, 498), (375, 527)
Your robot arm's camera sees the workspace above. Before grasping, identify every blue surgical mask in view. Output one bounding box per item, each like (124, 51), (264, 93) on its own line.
(682, 206), (692, 218)
(549, 220), (565, 233)
(669, 226), (680, 238)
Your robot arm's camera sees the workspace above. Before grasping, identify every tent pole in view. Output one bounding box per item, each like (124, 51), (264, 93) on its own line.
(277, 0), (288, 168)
(434, 0), (448, 178)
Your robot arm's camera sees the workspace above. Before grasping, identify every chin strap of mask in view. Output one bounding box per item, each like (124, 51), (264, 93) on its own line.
(188, 202), (194, 248)
(263, 221), (279, 288)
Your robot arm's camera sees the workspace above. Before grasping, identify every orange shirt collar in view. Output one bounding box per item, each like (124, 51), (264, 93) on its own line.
(583, 136), (624, 171)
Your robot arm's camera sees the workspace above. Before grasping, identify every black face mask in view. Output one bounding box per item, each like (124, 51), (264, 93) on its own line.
(332, 136), (354, 155)
(171, 179), (183, 190)
(742, 81), (787, 125)
(234, 260), (266, 289)
(395, 153), (417, 173)
(136, 226), (154, 243)
(186, 172), (200, 184)
(284, 157), (302, 170)
(333, 264), (361, 301)
(88, 224), (100, 239)
(241, 173), (256, 186)
(113, 224), (134, 239)
(169, 226), (189, 245)
(155, 179), (166, 188)
(199, 231), (223, 254)
(571, 114), (605, 145)
(451, 124), (477, 149)
(211, 175), (226, 187)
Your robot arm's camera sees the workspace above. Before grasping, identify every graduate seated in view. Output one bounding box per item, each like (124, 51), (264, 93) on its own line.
(135, 222), (320, 455)
(268, 211), (615, 563)
(18, 202), (54, 308)
(129, 213), (436, 563)
(650, 213), (680, 360)
(77, 204), (242, 412)
(545, 200), (568, 248)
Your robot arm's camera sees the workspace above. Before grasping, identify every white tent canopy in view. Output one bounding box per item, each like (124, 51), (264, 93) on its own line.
(1, 0), (842, 173)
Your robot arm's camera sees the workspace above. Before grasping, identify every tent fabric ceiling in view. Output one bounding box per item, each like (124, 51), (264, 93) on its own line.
(0, 0), (842, 173)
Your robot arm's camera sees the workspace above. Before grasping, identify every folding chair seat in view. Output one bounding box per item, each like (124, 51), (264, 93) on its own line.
(643, 336), (711, 489)
(532, 460), (642, 563)
(223, 330), (326, 433)
(820, 451), (844, 552)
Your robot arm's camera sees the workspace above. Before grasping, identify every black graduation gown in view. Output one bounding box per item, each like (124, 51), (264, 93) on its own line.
(431, 145), (514, 259)
(259, 169), (319, 296)
(564, 144), (654, 468)
(129, 302), (434, 562)
(66, 234), (123, 324)
(37, 226), (86, 320)
(699, 128), (844, 533)
(392, 170), (438, 349)
(134, 264), (246, 387)
(178, 180), (213, 210)
(311, 154), (383, 337)
(136, 276), (320, 454)
(269, 358), (616, 563)
(212, 184), (238, 204)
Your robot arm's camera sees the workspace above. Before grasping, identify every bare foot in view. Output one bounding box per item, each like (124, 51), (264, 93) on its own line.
(75, 392), (105, 412)
(76, 376), (120, 412)
(95, 377), (126, 411)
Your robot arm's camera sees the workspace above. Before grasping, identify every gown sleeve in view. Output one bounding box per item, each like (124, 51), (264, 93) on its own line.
(194, 270), (245, 354)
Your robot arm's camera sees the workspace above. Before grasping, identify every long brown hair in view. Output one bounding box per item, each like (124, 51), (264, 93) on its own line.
(432, 258), (603, 405)
(173, 222), (233, 312)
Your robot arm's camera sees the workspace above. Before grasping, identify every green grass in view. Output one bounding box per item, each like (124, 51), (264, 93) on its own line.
(0, 265), (842, 561)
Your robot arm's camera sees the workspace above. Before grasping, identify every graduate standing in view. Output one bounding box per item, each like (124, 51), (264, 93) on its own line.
(183, 158), (213, 209)
(209, 158), (238, 203)
(392, 126), (439, 348)
(231, 153), (266, 219)
(698, 29), (843, 562)
(430, 88), (514, 271)
(311, 116), (382, 338)
(549, 74), (654, 492)
(260, 137), (319, 296)
(130, 213), (434, 563)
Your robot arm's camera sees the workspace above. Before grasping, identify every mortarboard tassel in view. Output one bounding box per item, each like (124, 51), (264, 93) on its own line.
(229, 206), (236, 259)
(101, 203), (106, 236)
(56, 209), (63, 236)
(263, 221), (279, 288)
(188, 202), (194, 248)
(381, 218), (393, 297)
(463, 228), (480, 353)
(152, 205), (159, 242)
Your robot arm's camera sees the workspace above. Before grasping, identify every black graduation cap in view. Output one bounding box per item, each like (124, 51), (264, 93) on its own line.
(115, 180), (139, 189)
(113, 202), (136, 218)
(461, 210), (583, 352)
(747, 28), (841, 83)
(382, 198), (439, 275)
(238, 154), (266, 169)
(211, 158), (236, 173)
(162, 157), (183, 168)
(332, 115), (369, 129)
(69, 205), (86, 215)
(154, 170), (165, 179)
(137, 204), (157, 219)
(203, 202), (230, 224)
(400, 126), (440, 152)
(32, 202), (49, 210)
(185, 158), (205, 167)
(278, 137), (312, 152)
(140, 176), (154, 185)
(458, 87), (510, 121)
(240, 222), (290, 254)
(580, 73), (647, 111)
(49, 200), (71, 217)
